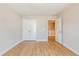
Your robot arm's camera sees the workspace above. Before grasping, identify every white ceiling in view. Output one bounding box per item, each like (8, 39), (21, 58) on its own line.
(6, 3), (71, 16)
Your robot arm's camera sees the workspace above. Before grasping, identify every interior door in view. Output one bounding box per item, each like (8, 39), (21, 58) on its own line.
(55, 17), (63, 44)
(23, 20), (36, 40)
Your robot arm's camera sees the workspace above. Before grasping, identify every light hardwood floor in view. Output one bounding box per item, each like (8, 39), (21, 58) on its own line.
(3, 41), (77, 56)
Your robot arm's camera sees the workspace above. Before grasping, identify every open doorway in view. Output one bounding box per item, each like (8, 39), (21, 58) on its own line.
(48, 17), (63, 44)
(48, 20), (55, 42)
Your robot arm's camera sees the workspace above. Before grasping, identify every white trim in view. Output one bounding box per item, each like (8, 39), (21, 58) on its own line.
(0, 40), (24, 56)
(55, 16), (63, 44)
(63, 44), (79, 55)
(36, 39), (48, 41)
(23, 39), (36, 40)
(23, 39), (48, 42)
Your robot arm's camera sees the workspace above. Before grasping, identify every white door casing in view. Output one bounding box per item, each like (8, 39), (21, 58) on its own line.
(55, 16), (63, 44)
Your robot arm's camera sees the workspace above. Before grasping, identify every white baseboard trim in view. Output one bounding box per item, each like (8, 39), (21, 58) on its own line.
(23, 39), (36, 40)
(63, 44), (79, 55)
(23, 39), (48, 42)
(36, 39), (48, 41)
(0, 40), (24, 56)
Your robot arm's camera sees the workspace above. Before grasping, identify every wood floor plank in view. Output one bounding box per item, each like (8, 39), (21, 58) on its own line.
(3, 41), (77, 56)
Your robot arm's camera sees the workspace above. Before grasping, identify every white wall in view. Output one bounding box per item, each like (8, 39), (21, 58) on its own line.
(58, 4), (79, 55)
(22, 16), (50, 41)
(0, 4), (22, 55)
(36, 17), (48, 41)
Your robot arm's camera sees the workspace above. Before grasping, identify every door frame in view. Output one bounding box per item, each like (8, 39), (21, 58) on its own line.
(55, 16), (63, 44)
(48, 16), (63, 44)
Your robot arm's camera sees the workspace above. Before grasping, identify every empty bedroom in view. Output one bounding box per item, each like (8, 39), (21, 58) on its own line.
(0, 3), (79, 56)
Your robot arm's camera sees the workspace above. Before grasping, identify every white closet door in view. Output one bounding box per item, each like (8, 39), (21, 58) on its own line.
(23, 20), (36, 40)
